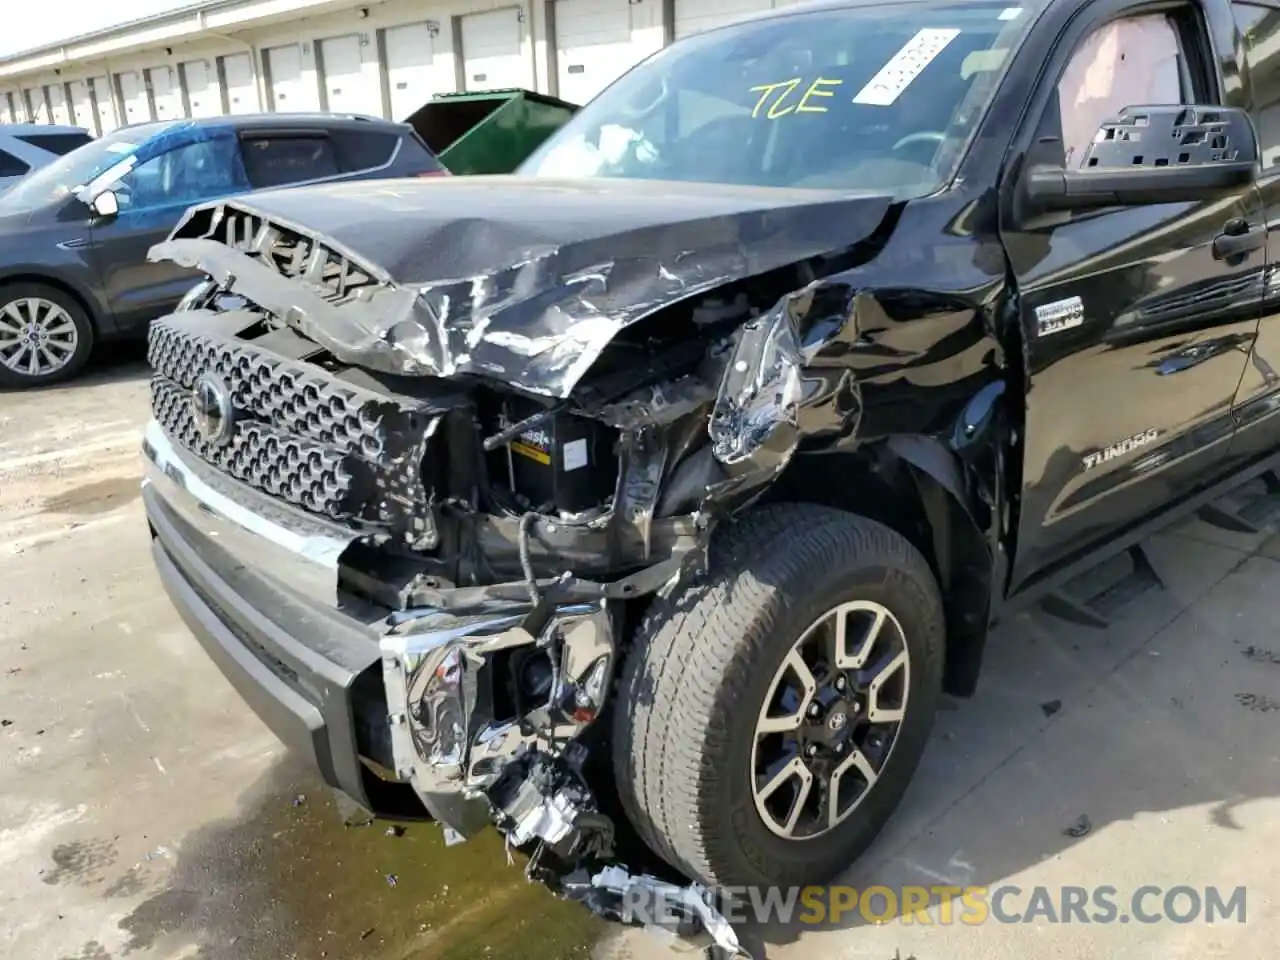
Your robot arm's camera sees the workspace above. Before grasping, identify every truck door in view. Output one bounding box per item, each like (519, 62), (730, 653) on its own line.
(1000, 3), (1264, 589)
(1227, 3), (1280, 463)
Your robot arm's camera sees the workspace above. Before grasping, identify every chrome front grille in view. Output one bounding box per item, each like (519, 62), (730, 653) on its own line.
(150, 377), (354, 517)
(147, 312), (441, 548)
(149, 319), (385, 458)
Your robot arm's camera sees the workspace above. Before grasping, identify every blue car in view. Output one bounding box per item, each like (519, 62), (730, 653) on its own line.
(0, 114), (446, 387)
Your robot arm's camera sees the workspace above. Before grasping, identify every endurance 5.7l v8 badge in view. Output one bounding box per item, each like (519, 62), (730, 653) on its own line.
(1035, 296), (1085, 337)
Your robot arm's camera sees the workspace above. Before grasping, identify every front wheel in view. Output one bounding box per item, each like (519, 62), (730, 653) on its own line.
(0, 283), (95, 388)
(612, 503), (944, 889)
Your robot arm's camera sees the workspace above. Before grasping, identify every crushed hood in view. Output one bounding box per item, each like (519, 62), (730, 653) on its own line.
(154, 176), (894, 398)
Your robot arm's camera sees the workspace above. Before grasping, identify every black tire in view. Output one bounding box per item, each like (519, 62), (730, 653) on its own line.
(612, 502), (945, 889)
(0, 282), (96, 389)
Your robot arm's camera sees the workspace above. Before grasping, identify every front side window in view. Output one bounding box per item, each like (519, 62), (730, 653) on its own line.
(1056, 14), (1186, 169)
(115, 137), (248, 212)
(519, 2), (1038, 197)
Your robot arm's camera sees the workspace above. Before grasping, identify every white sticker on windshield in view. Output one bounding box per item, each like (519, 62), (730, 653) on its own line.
(999, 7), (1024, 19)
(852, 28), (962, 106)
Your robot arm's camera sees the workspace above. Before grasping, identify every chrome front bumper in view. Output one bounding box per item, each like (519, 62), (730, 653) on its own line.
(142, 418), (357, 607)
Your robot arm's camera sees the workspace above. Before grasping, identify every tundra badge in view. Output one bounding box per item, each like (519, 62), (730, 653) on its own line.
(1082, 428), (1160, 471)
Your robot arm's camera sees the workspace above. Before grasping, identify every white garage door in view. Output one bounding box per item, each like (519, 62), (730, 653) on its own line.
(384, 21), (453, 121)
(118, 71), (152, 124)
(221, 53), (257, 114)
(26, 87), (49, 123)
(267, 44), (319, 112)
(182, 60), (219, 118)
(321, 34), (382, 116)
(47, 84), (73, 125)
(555, 0), (645, 105)
(673, 0), (775, 38)
(92, 76), (119, 132)
(460, 8), (531, 92)
(69, 80), (97, 134)
(149, 65), (182, 120)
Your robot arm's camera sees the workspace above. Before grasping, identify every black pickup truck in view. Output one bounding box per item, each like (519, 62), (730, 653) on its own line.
(140, 0), (1280, 951)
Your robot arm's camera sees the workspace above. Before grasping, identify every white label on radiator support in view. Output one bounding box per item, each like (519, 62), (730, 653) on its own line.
(562, 438), (589, 472)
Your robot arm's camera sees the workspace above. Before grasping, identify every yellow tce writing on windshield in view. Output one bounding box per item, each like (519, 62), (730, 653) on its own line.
(749, 77), (844, 119)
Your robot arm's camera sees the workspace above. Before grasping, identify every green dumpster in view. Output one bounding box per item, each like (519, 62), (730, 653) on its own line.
(404, 89), (580, 176)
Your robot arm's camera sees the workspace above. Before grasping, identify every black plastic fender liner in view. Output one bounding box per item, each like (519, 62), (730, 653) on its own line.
(886, 432), (1001, 697)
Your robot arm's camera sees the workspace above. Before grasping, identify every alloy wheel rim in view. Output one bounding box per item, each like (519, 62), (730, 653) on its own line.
(0, 298), (79, 377)
(750, 600), (911, 840)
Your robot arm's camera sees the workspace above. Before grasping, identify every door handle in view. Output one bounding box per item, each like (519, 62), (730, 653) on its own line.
(1212, 222), (1267, 260)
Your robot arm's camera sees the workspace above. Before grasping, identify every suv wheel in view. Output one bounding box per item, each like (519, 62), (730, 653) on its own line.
(613, 502), (945, 889)
(0, 283), (95, 388)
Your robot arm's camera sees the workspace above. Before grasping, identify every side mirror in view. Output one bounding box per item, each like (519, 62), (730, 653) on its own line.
(1025, 105), (1259, 211)
(90, 190), (119, 219)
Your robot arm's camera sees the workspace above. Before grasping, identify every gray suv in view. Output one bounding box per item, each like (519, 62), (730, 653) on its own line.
(0, 124), (95, 193)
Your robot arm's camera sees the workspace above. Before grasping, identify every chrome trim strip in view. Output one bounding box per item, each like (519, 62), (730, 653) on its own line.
(142, 418), (359, 605)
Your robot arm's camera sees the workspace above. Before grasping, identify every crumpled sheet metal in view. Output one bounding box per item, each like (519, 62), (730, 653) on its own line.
(158, 184), (893, 399)
(702, 277), (876, 506)
(595, 374), (716, 430)
(150, 236), (421, 362)
(705, 279), (855, 480)
(367, 250), (727, 396)
(709, 306), (804, 473)
(380, 630), (496, 838)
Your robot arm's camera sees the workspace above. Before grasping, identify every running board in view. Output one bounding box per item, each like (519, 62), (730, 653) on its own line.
(1196, 469), (1280, 534)
(1038, 543), (1165, 629)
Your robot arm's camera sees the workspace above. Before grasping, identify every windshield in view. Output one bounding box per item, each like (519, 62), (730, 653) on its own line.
(520, 2), (1035, 197)
(0, 126), (159, 211)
